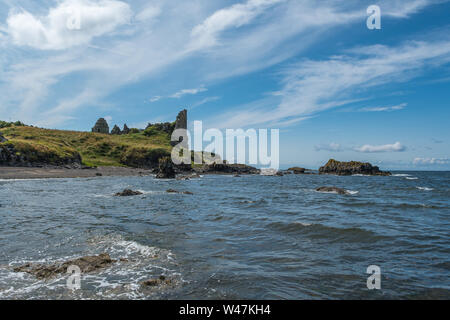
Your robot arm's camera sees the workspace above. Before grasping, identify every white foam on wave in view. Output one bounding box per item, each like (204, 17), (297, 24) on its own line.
(417, 187), (434, 191)
(346, 190), (359, 195)
(406, 177), (418, 180)
(392, 174), (411, 177)
(0, 234), (181, 300)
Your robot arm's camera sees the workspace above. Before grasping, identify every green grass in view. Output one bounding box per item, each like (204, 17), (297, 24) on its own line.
(1, 125), (172, 167)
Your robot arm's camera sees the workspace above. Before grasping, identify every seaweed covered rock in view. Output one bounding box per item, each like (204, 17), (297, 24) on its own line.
(13, 253), (113, 279)
(319, 159), (391, 176)
(114, 189), (143, 196)
(316, 186), (348, 195)
(194, 163), (260, 175)
(156, 156), (176, 179)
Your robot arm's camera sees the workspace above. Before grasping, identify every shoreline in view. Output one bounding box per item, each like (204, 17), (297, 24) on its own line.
(0, 166), (153, 180)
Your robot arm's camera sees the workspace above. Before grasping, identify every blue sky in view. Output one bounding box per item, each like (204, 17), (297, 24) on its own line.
(0, 0), (449, 170)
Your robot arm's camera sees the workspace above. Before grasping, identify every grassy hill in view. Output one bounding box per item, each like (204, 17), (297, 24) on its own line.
(0, 123), (172, 167)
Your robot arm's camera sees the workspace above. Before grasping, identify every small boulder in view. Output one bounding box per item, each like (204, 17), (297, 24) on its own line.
(140, 275), (172, 287)
(316, 186), (348, 195)
(114, 189), (143, 196)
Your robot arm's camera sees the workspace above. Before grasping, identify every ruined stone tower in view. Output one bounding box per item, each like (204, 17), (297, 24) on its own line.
(171, 109), (188, 146)
(92, 118), (109, 134)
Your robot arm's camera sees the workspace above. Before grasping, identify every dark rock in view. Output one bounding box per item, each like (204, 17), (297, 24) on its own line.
(96, 173), (103, 176)
(319, 159), (391, 176)
(171, 109), (188, 147)
(114, 189), (143, 196)
(155, 157), (176, 179)
(0, 132), (7, 142)
(91, 118), (109, 134)
(111, 125), (122, 135)
(166, 189), (193, 195)
(13, 253), (113, 279)
(288, 167), (306, 174)
(316, 186), (348, 195)
(194, 163), (260, 175)
(140, 275), (172, 287)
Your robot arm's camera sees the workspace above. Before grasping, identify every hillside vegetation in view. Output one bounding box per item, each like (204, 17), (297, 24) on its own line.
(0, 124), (172, 167)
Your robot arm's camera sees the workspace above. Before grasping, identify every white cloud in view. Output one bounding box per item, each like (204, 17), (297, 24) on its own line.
(170, 86), (208, 99)
(135, 5), (161, 22)
(413, 157), (449, 165)
(314, 143), (343, 152)
(149, 96), (161, 103)
(191, 96), (220, 108)
(354, 142), (406, 153)
(189, 0), (283, 50)
(6, 0), (132, 50)
(360, 103), (407, 112)
(215, 39), (450, 128)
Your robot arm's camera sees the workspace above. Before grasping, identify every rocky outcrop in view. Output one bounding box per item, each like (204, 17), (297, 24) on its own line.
(156, 156), (176, 179)
(0, 132), (7, 142)
(0, 142), (82, 168)
(194, 163), (260, 175)
(316, 186), (348, 195)
(288, 167), (306, 174)
(92, 118), (109, 134)
(120, 148), (169, 169)
(114, 189), (143, 196)
(122, 124), (130, 135)
(13, 253), (113, 279)
(171, 109), (188, 147)
(319, 159), (391, 176)
(111, 125), (122, 135)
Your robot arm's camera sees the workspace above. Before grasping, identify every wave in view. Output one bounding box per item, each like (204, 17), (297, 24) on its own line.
(0, 234), (181, 300)
(392, 174), (411, 177)
(267, 221), (386, 243)
(417, 187), (434, 191)
(406, 177), (418, 180)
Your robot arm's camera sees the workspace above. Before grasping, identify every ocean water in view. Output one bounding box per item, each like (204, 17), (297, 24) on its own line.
(0, 172), (449, 299)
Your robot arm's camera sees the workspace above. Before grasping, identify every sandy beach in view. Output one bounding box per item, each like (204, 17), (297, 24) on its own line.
(0, 166), (153, 180)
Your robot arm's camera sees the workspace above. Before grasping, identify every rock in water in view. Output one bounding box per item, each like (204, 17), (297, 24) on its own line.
(141, 275), (173, 287)
(319, 159), (391, 176)
(114, 189), (143, 196)
(316, 186), (348, 195)
(13, 253), (113, 279)
(288, 167), (306, 174)
(91, 118), (109, 134)
(156, 157), (176, 179)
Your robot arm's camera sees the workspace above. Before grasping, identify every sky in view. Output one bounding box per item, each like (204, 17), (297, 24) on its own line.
(0, 0), (449, 170)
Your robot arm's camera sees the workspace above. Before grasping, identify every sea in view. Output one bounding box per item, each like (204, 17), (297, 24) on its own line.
(0, 171), (449, 299)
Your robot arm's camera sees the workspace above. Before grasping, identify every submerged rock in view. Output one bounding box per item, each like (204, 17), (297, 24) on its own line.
(13, 253), (113, 279)
(316, 186), (348, 195)
(319, 159), (391, 176)
(166, 189), (193, 195)
(114, 189), (143, 196)
(140, 275), (173, 287)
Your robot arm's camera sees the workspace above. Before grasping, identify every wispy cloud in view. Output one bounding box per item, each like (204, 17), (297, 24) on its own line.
(354, 142), (406, 153)
(413, 157), (449, 165)
(170, 86), (208, 99)
(360, 103), (407, 112)
(191, 96), (220, 108)
(314, 143), (343, 152)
